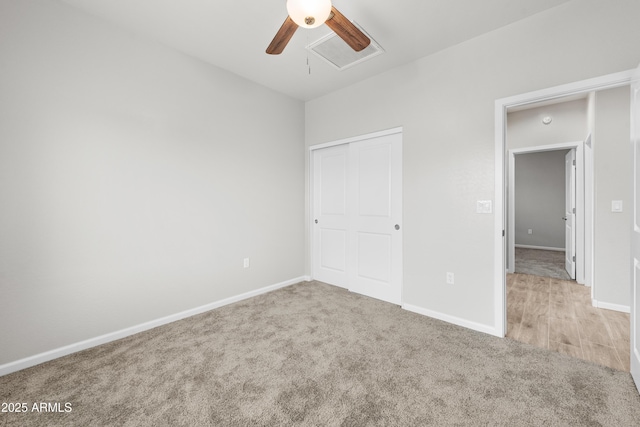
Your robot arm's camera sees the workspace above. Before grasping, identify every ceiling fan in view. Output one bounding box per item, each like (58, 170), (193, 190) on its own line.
(266, 0), (371, 55)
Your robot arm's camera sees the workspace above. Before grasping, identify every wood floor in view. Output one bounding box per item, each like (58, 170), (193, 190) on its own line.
(507, 273), (630, 371)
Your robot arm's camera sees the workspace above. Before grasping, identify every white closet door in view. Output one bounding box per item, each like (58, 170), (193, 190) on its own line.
(313, 144), (349, 288)
(348, 133), (402, 304)
(312, 130), (402, 304)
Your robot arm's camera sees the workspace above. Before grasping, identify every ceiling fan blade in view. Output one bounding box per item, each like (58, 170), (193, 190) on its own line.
(266, 16), (298, 55)
(325, 6), (370, 52)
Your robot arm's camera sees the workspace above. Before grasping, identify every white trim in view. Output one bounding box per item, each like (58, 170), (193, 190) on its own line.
(495, 69), (635, 337)
(507, 141), (585, 284)
(515, 244), (565, 251)
(634, 258), (640, 383)
(308, 126), (403, 151)
(494, 101), (507, 337)
(584, 133), (594, 289)
(507, 150), (515, 274)
(402, 303), (498, 337)
(592, 299), (630, 314)
(0, 276), (306, 377)
(509, 141), (586, 154)
(497, 70), (634, 110)
(633, 64), (640, 388)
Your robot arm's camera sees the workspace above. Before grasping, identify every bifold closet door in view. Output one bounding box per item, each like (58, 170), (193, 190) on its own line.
(313, 132), (402, 304)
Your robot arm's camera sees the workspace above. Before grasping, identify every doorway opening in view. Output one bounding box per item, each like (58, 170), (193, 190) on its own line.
(495, 71), (635, 371)
(508, 142), (585, 283)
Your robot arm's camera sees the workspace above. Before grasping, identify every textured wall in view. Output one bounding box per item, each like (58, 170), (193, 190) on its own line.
(514, 151), (568, 249)
(0, 0), (305, 365)
(593, 86), (631, 307)
(305, 0), (640, 329)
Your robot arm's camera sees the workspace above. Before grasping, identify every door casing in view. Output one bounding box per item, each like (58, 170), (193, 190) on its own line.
(565, 148), (577, 280)
(629, 63), (640, 390)
(507, 143), (585, 284)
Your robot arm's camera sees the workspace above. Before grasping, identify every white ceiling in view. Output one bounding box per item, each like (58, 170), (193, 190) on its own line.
(58, 0), (572, 101)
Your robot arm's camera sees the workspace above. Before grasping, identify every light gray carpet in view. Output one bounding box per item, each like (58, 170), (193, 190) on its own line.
(1, 281), (639, 426)
(515, 247), (571, 280)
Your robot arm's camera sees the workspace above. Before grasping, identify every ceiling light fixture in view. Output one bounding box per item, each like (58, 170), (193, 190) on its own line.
(267, 1), (370, 55)
(286, 0), (332, 29)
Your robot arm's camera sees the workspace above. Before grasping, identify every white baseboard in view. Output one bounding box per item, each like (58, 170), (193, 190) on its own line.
(402, 303), (499, 337)
(515, 244), (565, 252)
(592, 299), (630, 313)
(0, 276), (306, 377)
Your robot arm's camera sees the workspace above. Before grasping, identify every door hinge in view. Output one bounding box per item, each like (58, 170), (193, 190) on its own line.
(572, 208), (576, 214)
(573, 255), (576, 262)
(573, 159), (576, 166)
(502, 230), (505, 237)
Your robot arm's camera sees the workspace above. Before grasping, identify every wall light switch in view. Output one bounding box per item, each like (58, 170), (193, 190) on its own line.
(528, 229), (533, 235)
(476, 200), (492, 214)
(612, 200), (623, 213)
(243, 258), (250, 268)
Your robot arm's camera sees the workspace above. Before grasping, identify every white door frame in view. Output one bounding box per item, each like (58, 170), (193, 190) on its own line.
(630, 62), (640, 389)
(565, 148), (578, 280)
(507, 142), (585, 285)
(309, 126), (403, 287)
(494, 70), (634, 337)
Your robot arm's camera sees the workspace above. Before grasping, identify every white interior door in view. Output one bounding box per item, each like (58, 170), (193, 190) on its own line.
(630, 62), (640, 390)
(565, 149), (576, 280)
(312, 129), (403, 304)
(313, 144), (349, 288)
(348, 133), (402, 304)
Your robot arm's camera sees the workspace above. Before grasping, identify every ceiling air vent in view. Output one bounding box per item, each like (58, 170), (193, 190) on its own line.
(307, 23), (384, 71)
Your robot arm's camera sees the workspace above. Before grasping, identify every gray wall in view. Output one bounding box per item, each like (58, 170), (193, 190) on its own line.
(2, 0), (638, 367)
(506, 86), (631, 308)
(594, 86), (631, 307)
(506, 99), (588, 272)
(305, 0), (640, 328)
(508, 99), (589, 150)
(0, 0), (305, 365)
(514, 151), (568, 249)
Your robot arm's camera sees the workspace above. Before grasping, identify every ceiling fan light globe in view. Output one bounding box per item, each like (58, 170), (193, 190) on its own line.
(286, 0), (332, 29)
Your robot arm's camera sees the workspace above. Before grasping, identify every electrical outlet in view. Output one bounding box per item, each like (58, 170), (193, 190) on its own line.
(243, 258), (250, 269)
(446, 272), (454, 285)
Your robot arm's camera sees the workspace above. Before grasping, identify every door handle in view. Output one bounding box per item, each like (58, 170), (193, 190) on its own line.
(562, 217), (567, 221)
(395, 224), (400, 230)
